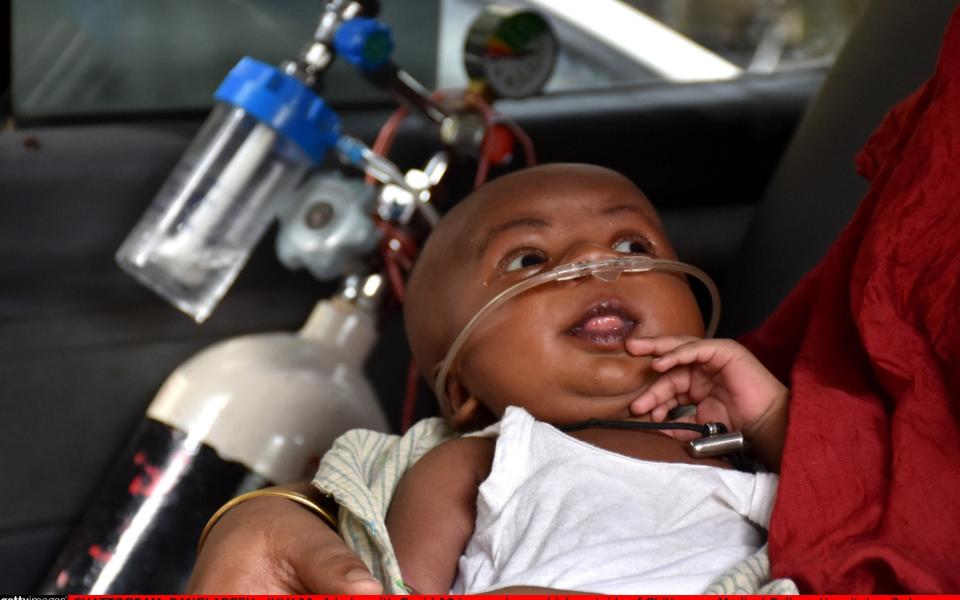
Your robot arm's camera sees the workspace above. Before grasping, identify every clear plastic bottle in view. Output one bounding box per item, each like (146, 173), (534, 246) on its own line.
(116, 57), (341, 323)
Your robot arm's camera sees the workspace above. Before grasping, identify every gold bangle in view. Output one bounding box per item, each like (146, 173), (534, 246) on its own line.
(197, 488), (339, 554)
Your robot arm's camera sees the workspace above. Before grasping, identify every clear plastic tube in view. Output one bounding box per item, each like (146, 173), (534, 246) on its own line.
(433, 256), (721, 405)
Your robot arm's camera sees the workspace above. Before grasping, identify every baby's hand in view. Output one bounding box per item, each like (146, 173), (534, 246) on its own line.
(627, 336), (789, 470)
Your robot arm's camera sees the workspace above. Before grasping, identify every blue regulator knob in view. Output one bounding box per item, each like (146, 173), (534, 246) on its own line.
(214, 57), (341, 164)
(334, 18), (395, 71)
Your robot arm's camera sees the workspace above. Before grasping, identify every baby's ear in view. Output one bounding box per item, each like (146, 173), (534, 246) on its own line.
(446, 379), (482, 430)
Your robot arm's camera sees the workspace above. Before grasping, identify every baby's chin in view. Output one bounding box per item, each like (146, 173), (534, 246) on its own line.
(570, 354), (655, 395)
(558, 383), (653, 422)
(535, 394), (642, 425)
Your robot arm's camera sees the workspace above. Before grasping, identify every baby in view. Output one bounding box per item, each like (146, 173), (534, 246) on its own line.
(386, 163), (789, 594)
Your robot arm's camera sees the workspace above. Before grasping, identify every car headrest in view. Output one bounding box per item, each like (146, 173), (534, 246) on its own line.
(719, 0), (957, 337)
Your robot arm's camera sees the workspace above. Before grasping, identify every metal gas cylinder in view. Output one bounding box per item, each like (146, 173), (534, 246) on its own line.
(41, 274), (388, 593)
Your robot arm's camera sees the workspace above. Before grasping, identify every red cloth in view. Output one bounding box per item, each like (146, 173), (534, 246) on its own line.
(740, 8), (960, 593)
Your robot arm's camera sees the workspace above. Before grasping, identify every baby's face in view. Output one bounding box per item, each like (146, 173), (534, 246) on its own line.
(405, 165), (704, 426)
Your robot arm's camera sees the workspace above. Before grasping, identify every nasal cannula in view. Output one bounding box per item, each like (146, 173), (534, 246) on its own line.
(433, 256), (721, 408)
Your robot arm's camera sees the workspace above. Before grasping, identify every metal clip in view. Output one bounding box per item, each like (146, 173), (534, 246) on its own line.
(686, 432), (746, 458)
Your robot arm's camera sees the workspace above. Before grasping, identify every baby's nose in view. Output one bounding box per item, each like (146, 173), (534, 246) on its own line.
(557, 241), (619, 265)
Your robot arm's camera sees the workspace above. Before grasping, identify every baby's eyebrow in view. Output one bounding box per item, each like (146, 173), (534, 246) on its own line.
(599, 203), (647, 216)
(476, 216), (550, 256)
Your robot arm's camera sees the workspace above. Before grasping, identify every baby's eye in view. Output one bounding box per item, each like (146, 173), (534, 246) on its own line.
(501, 249), (548, 272)
(612, 237), (654, 255)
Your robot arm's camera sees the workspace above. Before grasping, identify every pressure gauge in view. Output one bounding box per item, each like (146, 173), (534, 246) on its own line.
(464, 5), (558, 99)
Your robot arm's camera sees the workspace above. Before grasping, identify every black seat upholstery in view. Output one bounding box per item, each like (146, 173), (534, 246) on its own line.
(720, 0), (957, 336)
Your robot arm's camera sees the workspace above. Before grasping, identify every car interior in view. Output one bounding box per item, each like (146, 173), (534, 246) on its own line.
(0, 0), (955, 592)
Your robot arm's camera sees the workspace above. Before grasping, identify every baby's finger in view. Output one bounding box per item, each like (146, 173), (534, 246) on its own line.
(652, 392), (695, 422)
(626, 335), (700, 357)
(630, 367), (692, 416)
(650, 338), (735, 373)
(651, 397), (680, 422)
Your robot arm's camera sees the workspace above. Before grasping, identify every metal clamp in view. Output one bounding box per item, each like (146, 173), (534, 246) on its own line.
(686, 432), (746, 458)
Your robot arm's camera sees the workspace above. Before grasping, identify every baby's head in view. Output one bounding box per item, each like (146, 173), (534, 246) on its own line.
(404, 163), (704, 429)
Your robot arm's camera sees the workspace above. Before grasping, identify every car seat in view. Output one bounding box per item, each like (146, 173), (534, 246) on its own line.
(719, 0), (957, 336)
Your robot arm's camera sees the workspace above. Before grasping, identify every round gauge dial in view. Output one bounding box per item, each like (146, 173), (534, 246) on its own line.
(464, 6), (558, 99)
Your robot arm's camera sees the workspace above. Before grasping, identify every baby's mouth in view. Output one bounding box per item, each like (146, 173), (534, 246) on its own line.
(567, 300), (637, 346)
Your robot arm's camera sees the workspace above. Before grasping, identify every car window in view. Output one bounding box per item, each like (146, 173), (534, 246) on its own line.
(438, 0), (870, 91)
(10, 0), (866, 119)
(10, 0), (438, 118)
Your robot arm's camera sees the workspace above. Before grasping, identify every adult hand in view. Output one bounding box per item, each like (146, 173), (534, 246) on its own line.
(187, 482), (383, 594)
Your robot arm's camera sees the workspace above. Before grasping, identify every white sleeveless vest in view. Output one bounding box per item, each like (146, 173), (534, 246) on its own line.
(452, 406), (778, 594)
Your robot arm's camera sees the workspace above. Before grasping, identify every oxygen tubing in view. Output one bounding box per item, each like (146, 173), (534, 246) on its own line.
(433, 256), (721, 407)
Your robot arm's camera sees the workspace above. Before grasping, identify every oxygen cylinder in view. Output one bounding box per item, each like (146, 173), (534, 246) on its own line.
(40, 274), (388, 593)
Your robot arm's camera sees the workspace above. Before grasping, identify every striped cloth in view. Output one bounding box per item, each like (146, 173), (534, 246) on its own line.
(313, 418), (798, 594)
